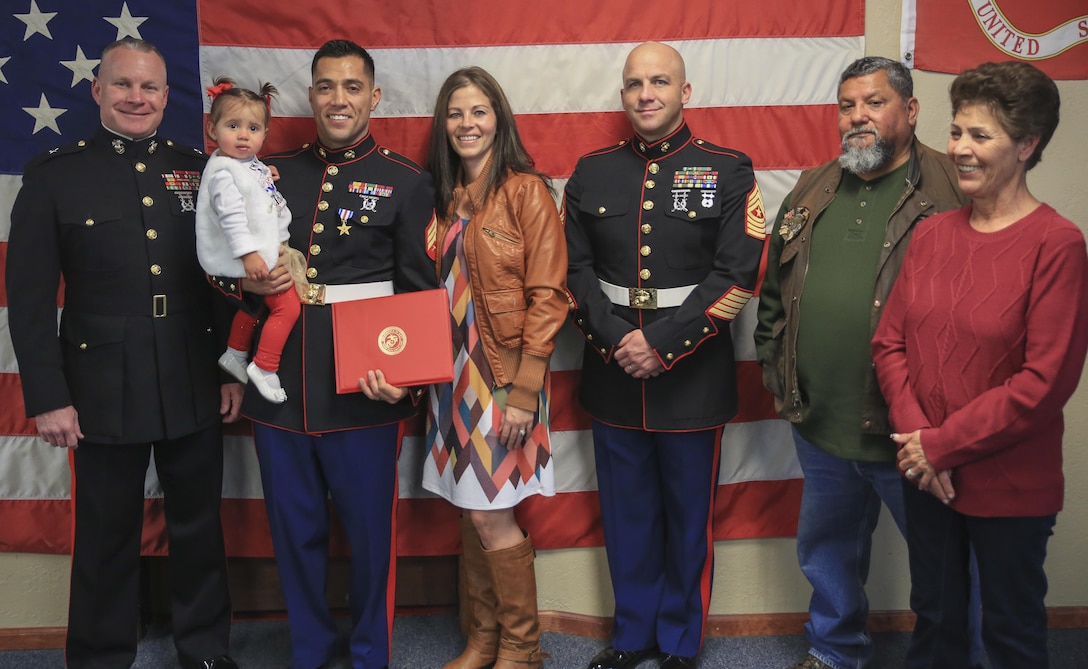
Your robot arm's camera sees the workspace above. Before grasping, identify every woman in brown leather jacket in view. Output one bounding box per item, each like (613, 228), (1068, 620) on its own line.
(362, 67), (567, 669)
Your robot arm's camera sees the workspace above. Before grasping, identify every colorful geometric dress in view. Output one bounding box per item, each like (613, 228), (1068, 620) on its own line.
(422, 217), (555, 510)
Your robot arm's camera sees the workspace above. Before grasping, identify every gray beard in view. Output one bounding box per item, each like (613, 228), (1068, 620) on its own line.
(838, 130), (895, 175)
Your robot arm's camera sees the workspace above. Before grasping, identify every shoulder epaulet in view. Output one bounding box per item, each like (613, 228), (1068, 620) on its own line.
(376, 145), (423, 173)
(690, 137), (742, 158)
(24, 139), (91, 169)
(161, 139), (207, 158)
(580, 139), (630, 160)
(266, 143), (311, 160)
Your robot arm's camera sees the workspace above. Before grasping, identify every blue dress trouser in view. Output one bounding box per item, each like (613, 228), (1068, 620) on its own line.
(592, 420), (721, 659)
(254, 422), (400, 669)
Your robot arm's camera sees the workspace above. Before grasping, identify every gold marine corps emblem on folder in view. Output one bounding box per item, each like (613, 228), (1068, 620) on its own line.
(378, 326), (407, 355)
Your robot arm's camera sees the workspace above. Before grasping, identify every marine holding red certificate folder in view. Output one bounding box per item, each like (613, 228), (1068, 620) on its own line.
(360, 67), (568, 669)
(208, 41), (441, 669)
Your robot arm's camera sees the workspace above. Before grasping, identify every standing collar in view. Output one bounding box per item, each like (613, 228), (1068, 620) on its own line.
(310, 133), (376, 164)
(96, 127), (162, 158)
(628, 123), (692, 160)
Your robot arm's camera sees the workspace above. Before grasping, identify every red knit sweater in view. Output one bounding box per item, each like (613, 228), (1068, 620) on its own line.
(873, 204), (1088, 517)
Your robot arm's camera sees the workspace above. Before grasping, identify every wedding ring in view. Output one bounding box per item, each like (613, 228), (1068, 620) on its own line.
(518, 429), (526, 437)
(906, 468), (916, 479)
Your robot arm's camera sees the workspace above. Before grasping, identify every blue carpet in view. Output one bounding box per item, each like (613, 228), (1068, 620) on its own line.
(1, 613), (1085, 668)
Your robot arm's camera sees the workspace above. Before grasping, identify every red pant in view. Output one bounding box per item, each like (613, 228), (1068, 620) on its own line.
(227, 288), (300, 373)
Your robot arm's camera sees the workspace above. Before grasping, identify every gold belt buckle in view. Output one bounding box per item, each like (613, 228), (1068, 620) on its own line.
(628, 287), (657, 309)
(153, 294), (167, 318)
(303, 283), (327, 305)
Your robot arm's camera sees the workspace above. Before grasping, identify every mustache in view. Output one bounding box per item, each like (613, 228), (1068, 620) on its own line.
(843, 126), (878, 140)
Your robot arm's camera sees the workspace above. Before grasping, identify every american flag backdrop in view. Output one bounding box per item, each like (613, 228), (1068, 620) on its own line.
(0, 0), (864, 557)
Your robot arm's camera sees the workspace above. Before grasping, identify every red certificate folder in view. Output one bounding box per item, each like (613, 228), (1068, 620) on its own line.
(331, 288), (454, 394)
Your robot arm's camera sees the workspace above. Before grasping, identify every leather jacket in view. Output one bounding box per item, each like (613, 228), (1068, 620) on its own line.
(432, 167), (569, 412)
(754, 139), (967, 434)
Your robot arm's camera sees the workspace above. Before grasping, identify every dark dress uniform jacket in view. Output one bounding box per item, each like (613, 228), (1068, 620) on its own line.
(565, 123), (766, 431)
(219, 134), (437, 433)
(7, 129), (222, 444)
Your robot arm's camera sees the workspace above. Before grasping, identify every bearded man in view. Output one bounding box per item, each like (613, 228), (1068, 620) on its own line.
(754, 56), (971, 669)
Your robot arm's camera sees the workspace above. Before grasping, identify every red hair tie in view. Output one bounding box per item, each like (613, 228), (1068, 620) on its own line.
(205, 82), (234, 101)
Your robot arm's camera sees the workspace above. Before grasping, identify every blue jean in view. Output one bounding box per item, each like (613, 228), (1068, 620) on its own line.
(793, 430), (908, 669)
(903, 480), (1055, 669)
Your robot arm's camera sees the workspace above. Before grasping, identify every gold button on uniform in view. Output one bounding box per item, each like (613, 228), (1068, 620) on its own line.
(318, 201), (329, 211)
(322, 183), (333, 192)
(85, 218), (95, 227)
(688, 211), (697, 219)
(146, 229), (158, 240)
(642, 200), (654, 211)
(598, 206), (606, 215)
(309, 245), (321, 255)
(645, 180), (655, 189)
(327, 165), (339, 176)
(640, 245), (651, 257)
(649, 163), (660, 174)
(587, 334), (593, 341)
(142, 196), (154, 207)
(640, 269), (651, 280)
(135, 162), (146, 173)
(361, 216), (369, 223)
(641, 223), (652, 234)
(702, 327), (710, 334)
(150, 264), (161, 275)
(313, 223), (325, 234)
(684, 340), (692, 347)
(79, 343), (87, 350)
(306, 267), (318, 279)
(666, 352), (674, 360)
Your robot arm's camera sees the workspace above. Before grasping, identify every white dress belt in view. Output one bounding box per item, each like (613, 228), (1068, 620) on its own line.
(598, 278), (696, 310)
(303, 280), (394, 305)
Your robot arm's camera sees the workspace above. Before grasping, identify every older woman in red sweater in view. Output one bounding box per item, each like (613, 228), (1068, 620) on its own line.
(872, 61), (1088, 669)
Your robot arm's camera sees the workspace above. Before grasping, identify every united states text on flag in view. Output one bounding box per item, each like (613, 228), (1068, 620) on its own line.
(1, 0), (864, 557)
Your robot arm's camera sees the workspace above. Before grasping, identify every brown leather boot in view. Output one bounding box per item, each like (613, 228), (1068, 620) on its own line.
(443, 516), (499, 669)
(484, 532), (549, 669)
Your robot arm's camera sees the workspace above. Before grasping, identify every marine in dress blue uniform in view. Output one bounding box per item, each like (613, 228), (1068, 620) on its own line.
(564, 42), (766, 669)
(210, 41), (436, 669)
(6, 39), (238, 669)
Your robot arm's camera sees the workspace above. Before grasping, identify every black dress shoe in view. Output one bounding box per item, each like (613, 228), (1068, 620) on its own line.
(660, 654), (697, 669)
(587, 645), (657, 669)
(199, 656), (240, 669)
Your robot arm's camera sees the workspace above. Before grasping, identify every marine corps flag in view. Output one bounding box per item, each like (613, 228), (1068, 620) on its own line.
(904, 0), (1088, 79)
